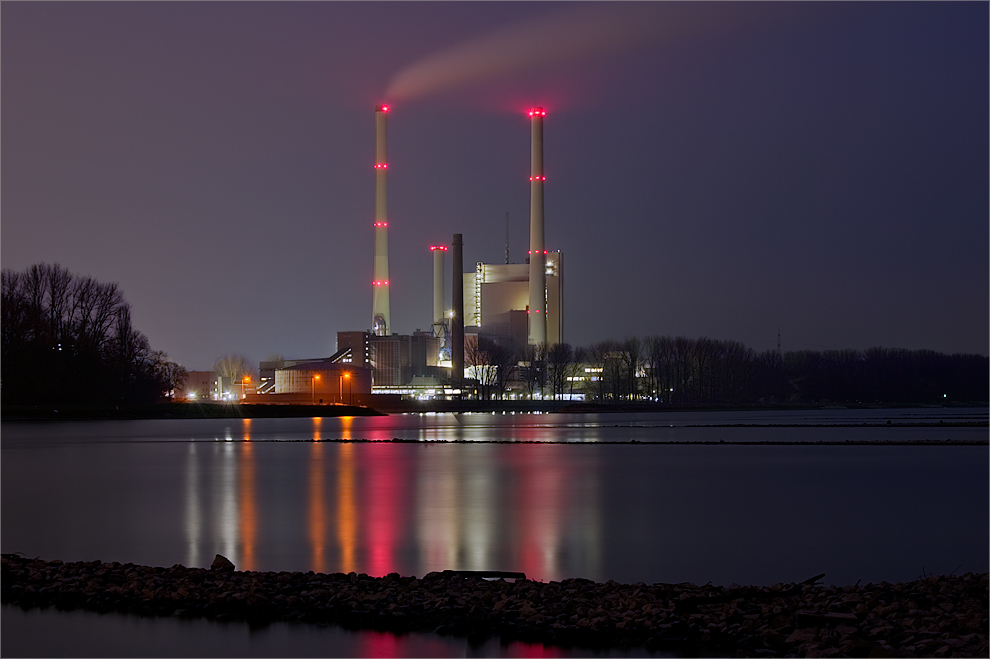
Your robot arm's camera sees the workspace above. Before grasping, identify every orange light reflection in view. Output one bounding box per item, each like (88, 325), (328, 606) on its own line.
(239, 419), (256, 571)
(337, 417), (356, 573)
(309, 440), (326, 574)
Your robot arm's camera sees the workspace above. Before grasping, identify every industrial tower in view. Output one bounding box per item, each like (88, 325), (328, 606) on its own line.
(527, 107), (547, 345)
(372, 104), (390, 336)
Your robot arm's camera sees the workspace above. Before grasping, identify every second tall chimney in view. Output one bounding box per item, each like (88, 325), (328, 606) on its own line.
(527, 107), (547, 345)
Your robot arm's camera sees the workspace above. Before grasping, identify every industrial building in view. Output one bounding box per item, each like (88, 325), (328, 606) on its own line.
(246, 357), (372, 405)
(463, 252), (563, 348)
(314, 103), (564, 398)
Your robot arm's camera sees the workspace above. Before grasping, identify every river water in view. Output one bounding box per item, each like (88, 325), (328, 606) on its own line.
(2, 408), (986, 656)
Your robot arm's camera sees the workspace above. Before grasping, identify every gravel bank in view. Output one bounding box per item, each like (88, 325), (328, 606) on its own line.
(2, 555), (986, 657)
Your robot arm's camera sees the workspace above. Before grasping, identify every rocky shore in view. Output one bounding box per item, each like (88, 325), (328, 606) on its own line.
(2, 554), (986, 657)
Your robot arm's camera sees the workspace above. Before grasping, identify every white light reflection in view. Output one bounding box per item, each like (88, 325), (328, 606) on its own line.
(416, 446), (460, 571)
(185, 443), (201, 568)
(462, 444), (496, 571)
(213, 442), (239, 566)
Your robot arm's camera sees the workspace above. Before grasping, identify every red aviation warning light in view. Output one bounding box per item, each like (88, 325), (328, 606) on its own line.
(374, 163), (388, 169)
(527, 107), (546, 117)
(430, 245), (448, 251)
(376, 104), (390, 113)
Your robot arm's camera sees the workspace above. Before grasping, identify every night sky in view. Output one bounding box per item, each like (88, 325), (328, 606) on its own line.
(3, 2), (987, 371)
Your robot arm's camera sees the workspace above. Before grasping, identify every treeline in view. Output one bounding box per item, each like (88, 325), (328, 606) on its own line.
(2, 263), (186, 406)
(468, 335), (988, 404)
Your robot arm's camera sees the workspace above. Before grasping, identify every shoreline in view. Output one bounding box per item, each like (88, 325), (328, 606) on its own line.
(2, 555), (986, 657)
(1, 401), (986, 423)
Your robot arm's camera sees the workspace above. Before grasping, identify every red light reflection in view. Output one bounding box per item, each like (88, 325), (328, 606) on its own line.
(364, 444), (407, 576)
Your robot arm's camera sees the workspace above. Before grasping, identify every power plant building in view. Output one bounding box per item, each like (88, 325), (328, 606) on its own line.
(337, 330), (441, 391)
(463, 252), (563, 348)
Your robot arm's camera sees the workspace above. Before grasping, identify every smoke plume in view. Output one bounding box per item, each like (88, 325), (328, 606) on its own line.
(385, 4), (786, 103)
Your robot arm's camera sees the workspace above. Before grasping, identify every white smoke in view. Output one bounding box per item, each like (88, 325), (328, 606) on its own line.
(385, 4), (787, 103)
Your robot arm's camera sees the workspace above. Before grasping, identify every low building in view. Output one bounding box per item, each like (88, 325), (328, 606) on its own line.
(244, 358), (371, 405)
(176, 371), (217, 401)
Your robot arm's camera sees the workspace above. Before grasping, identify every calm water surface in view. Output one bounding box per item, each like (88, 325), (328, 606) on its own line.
(2, 408), (986, 656)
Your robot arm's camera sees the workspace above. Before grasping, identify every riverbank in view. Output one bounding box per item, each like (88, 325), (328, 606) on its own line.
(2, 401), (985, 422)
(2, 555), (985, 657)
(0, 402), (384, 422)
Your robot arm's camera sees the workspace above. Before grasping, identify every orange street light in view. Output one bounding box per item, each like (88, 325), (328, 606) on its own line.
(344, 372), (352, 406)
(312, 374), (321, 404)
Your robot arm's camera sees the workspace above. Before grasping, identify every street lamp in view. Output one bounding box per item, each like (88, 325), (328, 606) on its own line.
(241, 375), (251, 400)
(344, 372), (351, 406)
(312, 374), (320, 404)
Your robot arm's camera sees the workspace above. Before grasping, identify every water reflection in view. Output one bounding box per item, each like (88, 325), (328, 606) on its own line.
(182, 426), (602, 579)
(309, 440), (326, 574)
(337, 443), (357, 573)
(365, 444), (408, 576)
(184, 444), (201, 568)
(239, 419), (256, 571)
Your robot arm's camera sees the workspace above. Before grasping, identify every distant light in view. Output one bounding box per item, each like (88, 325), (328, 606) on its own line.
(430, 245), (448, 251)
(375, 163), (388, 169)
(374, 221), (388, 227)
(377, 104), (390, 113)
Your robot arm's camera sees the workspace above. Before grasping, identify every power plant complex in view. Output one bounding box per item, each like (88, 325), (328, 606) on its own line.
(252, 104), (564, 401)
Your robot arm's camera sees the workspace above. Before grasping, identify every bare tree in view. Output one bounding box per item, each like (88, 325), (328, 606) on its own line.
(520, 342), (548, 399)
(211, 354), (254, 381)
(584, 341), (613, 401)
(488, 340), (518, 400)
(465, 337), (518, 400)
(154, 353), (188, 401)
(465, 337), (497, 400)
(1, 263), (168, 405)
(619, 336), (642, 400)
(546, 343), (574, 400)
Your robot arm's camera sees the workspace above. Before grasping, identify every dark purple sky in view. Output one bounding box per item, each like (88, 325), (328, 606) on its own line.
(3, 2), (987, 370)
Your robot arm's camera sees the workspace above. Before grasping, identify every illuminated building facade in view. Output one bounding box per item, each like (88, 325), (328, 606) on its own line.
(336, 330), (442, 391)
(462, 251), (563, 348)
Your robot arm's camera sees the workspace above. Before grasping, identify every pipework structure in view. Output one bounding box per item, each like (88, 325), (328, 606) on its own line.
(372, 104), (391, 336)
(527, 107), (547, 345)
(431, 245), (451, 363)
(431, 245), (447, 325)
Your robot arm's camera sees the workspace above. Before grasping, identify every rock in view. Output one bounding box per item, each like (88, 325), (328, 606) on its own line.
(210, 555), (235, 572)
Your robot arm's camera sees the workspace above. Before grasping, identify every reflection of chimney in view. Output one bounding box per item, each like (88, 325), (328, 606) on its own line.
(430, 245), (447, 325)
(451, 234), (464, 392)
(372, 104), (390, 336)
(527, 108), (547, 345)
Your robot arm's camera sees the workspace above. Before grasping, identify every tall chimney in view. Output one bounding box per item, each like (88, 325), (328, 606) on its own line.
(527, 107), (547, 345)
(451, 234), (464, 392)
(430, 245), (447, 324)
(372, 104), (391, 336)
